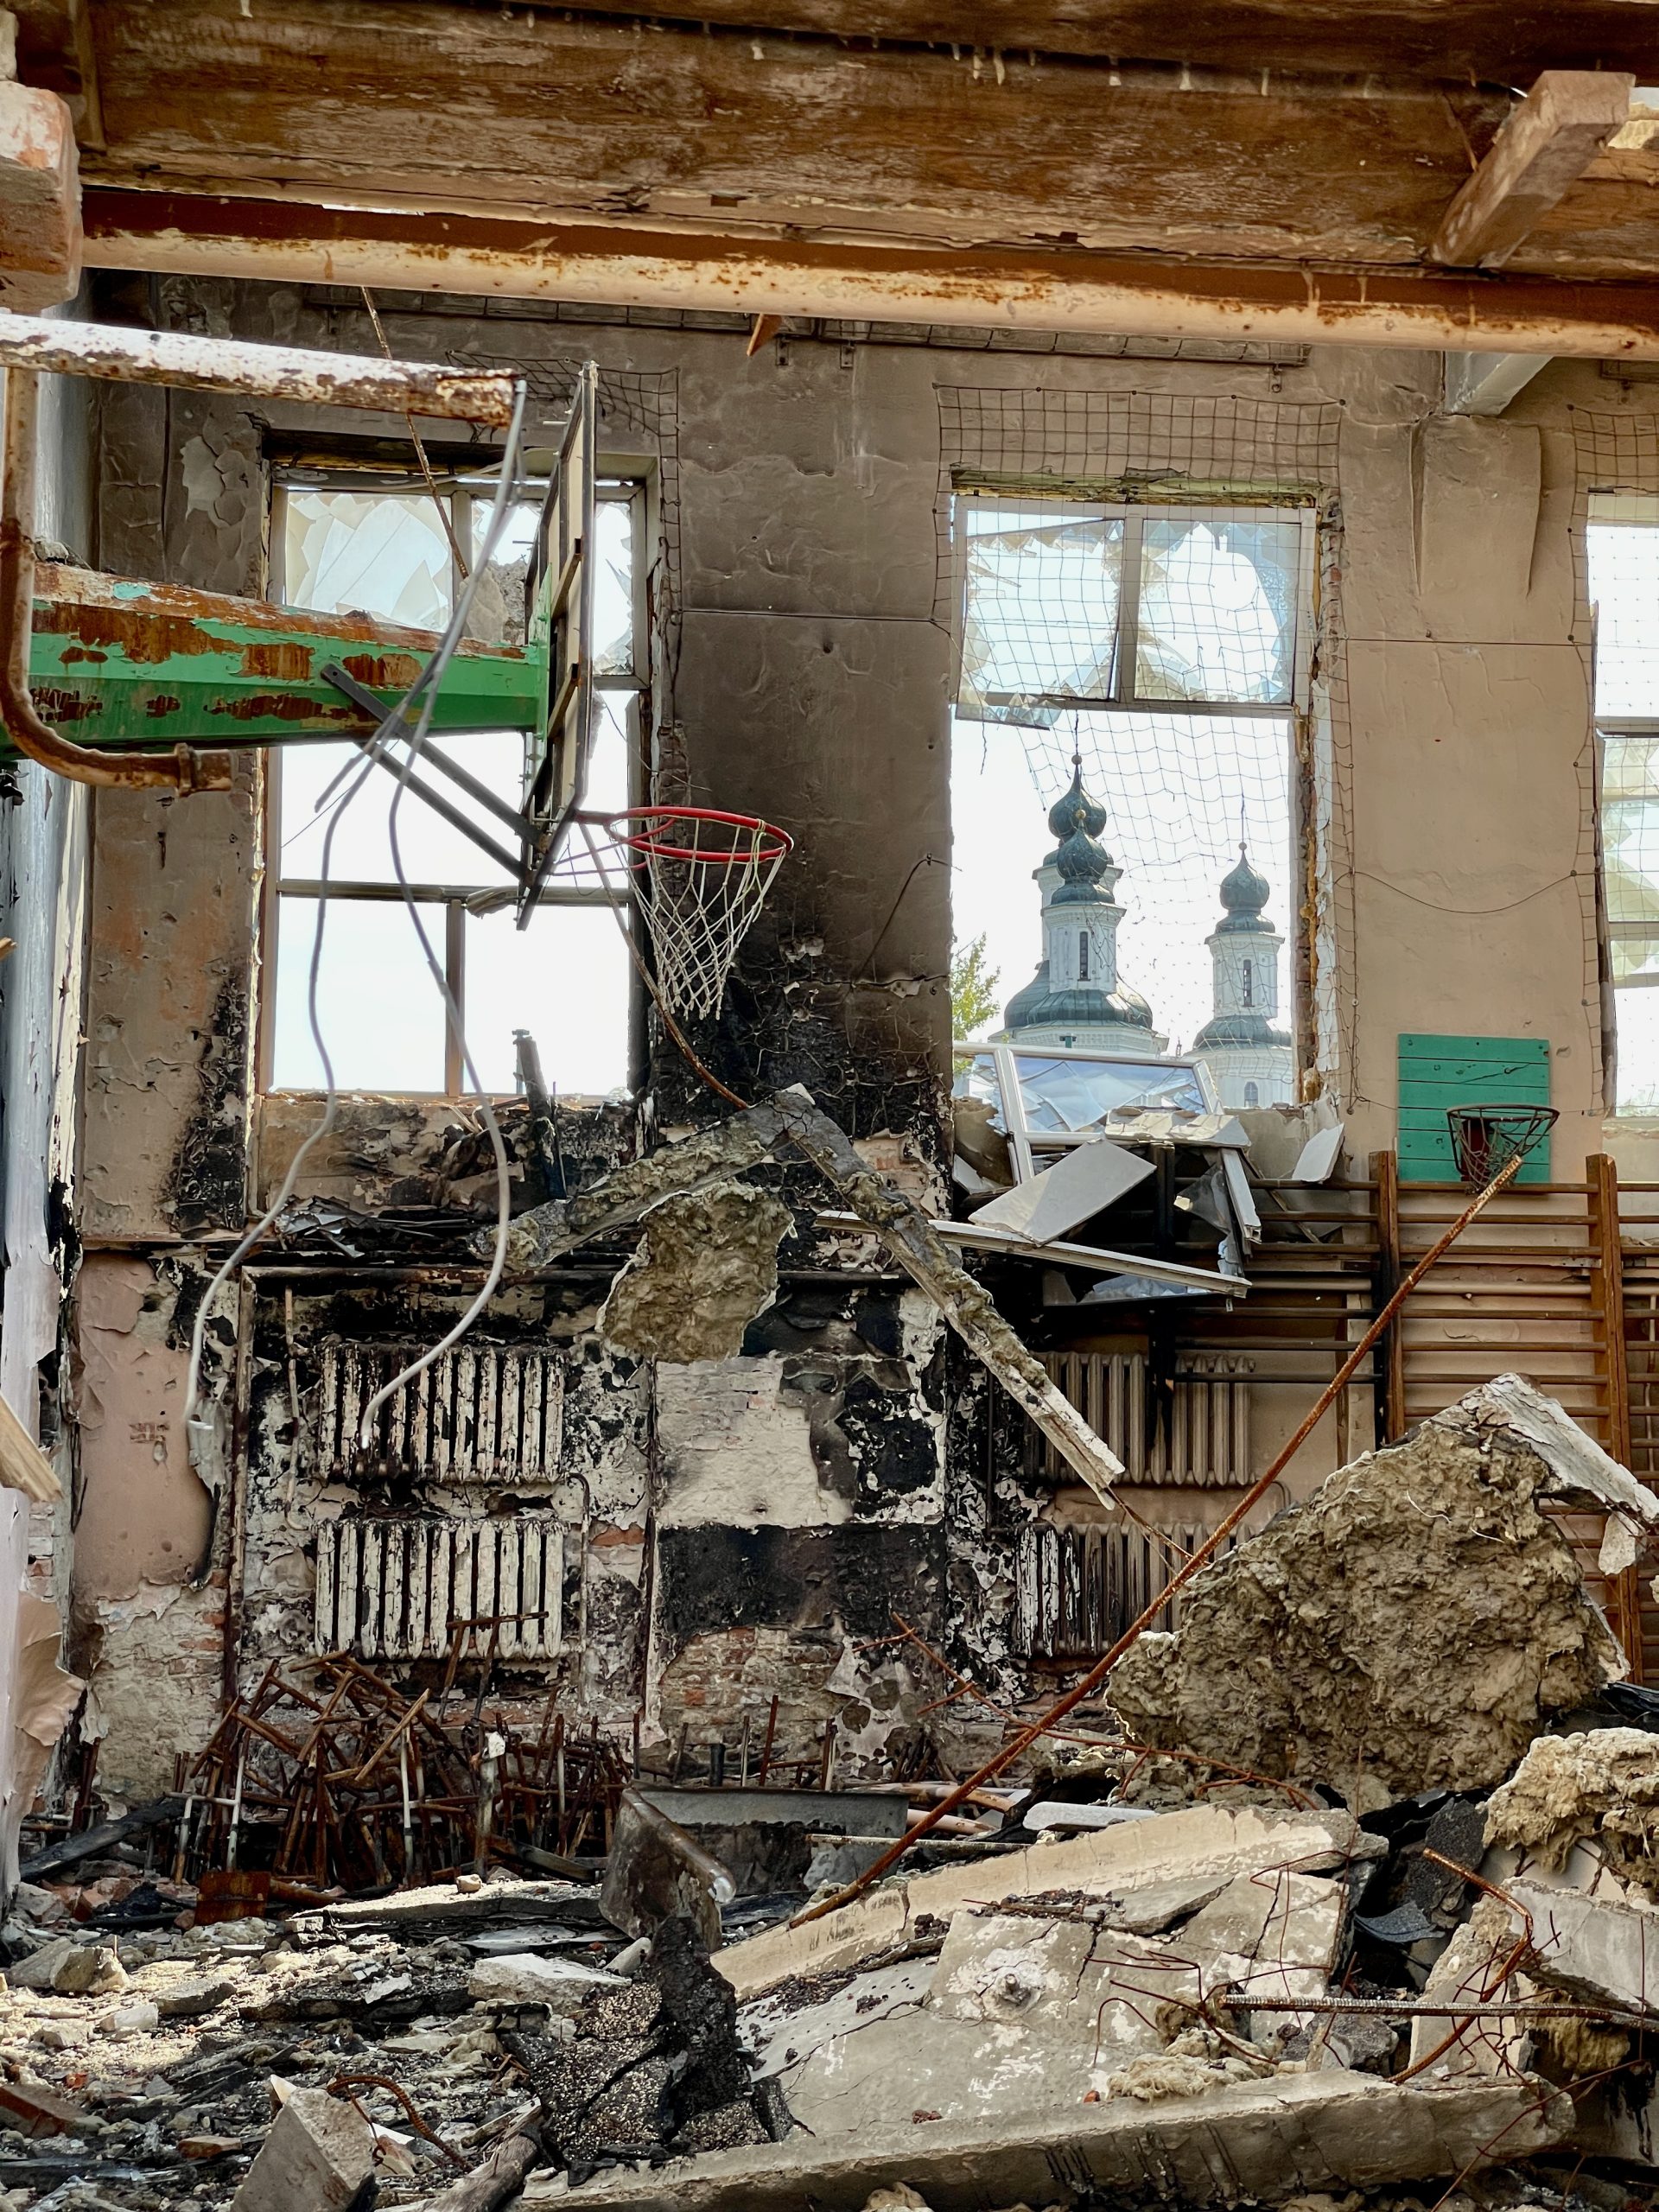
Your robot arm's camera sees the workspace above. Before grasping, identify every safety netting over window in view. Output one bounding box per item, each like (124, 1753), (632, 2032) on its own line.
(939, 388), (1338, 1072)
(1587, 492), (1659, 1114)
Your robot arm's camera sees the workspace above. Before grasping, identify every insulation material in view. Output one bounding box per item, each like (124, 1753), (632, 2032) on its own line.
(1484, 1728), (1659, 1899)
(1107, 1377), (1643, 1806)
(600, 1185), (792, 1363)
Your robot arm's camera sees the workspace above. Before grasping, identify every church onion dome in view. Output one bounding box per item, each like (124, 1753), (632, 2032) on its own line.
(1049, 763), (1115, 909)
(1001, 961), (1051, 1032)
(1192, 1010), (1292, 1049)
(1022, 979), (1155, 1033)
(1216, 844), (1274, 934)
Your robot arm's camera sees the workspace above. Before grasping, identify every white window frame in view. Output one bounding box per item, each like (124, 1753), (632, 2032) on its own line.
(1587, 491), (1659, 1117)
(952, 494), (1319, 719)
(260, 468), (649, 1098)
(953, 1039), (1221, 1183)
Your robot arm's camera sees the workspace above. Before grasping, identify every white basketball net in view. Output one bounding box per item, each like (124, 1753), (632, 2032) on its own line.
(617, 811), (791, 1019)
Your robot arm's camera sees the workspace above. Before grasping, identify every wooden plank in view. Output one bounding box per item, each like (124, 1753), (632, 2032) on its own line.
(0, 1389), (61, 1503)
(1398, 1033), (1552, 1065)
(1372, 1150), (1407, 1445)
(79, 1), (1497, 270)
(1431, 70), (1633, 269)
(1589, 1153), (1643, 1680)
(223, 1), (1659, 81)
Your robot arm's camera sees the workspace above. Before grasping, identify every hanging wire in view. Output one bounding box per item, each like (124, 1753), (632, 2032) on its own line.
(181, 381), (531, 1465)
(353, 385), (531, 1442)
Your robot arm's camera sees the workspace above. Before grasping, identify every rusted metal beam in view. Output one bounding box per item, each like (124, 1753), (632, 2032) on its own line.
(83, 189), (1659, 360)
(1430, 70), (1632, 269)
(1, 369), (232, 791)
(9, 561), (538, 764)
(0, 310), (518, 424)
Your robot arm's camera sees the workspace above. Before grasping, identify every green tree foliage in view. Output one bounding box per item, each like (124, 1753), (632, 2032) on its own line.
(950, 933), (1001, 1039)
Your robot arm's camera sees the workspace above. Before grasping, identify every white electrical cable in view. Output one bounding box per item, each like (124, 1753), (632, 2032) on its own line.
(354, 382), (531, 1446)
(181, 379), (531, 1466)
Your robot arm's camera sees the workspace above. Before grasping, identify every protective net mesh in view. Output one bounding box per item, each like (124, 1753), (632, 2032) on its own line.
(1581, 475), (1659, 1112)
(938, 392), (1338, 1062)
(614, 811), (791, 1020)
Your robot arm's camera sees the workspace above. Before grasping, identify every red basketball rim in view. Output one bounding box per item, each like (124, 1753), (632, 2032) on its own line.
(604, 805), (793, 866)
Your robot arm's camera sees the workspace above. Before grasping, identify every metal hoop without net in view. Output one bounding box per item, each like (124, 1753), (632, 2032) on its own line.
(1446, 1102), (1559, 1189)
(606, 806), (793, 1019)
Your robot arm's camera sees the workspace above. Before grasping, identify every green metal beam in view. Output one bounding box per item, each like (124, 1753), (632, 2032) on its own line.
(7, 563), (543, 762)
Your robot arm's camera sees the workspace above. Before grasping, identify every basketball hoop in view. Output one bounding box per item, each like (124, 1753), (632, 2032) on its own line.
(1446, 1103), (1558, 1190)
(606, 806), (793, 1018)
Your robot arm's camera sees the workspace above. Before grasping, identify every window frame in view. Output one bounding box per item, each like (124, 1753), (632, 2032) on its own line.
(1587, 491), (1659, 1117)
(953, 1039), (1222, 1182)
(258, 466), (650, 1100)
(952, 493), (1319, 719)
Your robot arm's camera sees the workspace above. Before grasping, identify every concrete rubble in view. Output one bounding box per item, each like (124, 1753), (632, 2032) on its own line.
(0, 1379), (1651, 2212)
(1108, 1374), (1659, 1805)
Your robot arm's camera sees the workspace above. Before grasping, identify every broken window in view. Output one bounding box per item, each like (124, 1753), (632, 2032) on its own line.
(264, 469), (645, 1099)
(1589, 494), (1659, 1115)
(950, 495), (1311, 1082)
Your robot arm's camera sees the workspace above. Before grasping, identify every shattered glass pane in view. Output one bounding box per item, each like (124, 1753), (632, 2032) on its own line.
(594, 497), (637, 678)
(957, 502), (1123, 721)
(282, 490), (453, 630)
(951, 1051), (1007, 1131)
(1011, 1053), (1207, 1134)
(1135, 515), (1300, 705)
(1600, 735), (1659, 927)
(461, 496), (541, 648)
(461, 490), (634, 671)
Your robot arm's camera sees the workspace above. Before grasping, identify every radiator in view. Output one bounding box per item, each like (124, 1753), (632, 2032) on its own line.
(315, 1514), (564, 1659)
(1014, 1520), (1233, 1659)
(1038, 1351), (1251, 1484)
(316, 1341), (565, 1485)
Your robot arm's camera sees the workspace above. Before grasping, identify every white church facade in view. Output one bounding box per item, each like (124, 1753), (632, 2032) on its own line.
(996, 763), (1294, 1110)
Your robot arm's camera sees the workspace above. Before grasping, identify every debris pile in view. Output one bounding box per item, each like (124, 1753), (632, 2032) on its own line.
(0, 1376), (1655, 2210)
(175, 1655), (629, 1891)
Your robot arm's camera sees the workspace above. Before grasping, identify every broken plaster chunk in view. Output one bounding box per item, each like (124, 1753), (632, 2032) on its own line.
(1484, 1728), (1659, 1899)
(101, 1997), (160, 2037)
(467, 1951), (627, 2012)
(230, 2085), (377, 2212)
(1108, 1377), (1636, 1803)
(598, 1183), (791, 1363)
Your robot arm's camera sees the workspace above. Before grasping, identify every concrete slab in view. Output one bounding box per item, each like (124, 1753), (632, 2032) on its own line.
(1506, 1878), (1659, 2012)
(715, 1805), (1376, 2000)
(556, 2069), (1571, 2212)
(741, 1955), (938, 2082)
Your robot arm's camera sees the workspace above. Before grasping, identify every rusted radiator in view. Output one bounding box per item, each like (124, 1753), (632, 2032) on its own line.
(1014, 1520), (1233, 1659)
(315, 1514), (564, 1659)
(1037, 1351), (1251, 1484)
(316, 1341), (565, 1484)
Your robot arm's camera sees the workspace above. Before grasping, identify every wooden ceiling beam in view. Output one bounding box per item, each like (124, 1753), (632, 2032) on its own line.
(333, 0), (1659, 86)
(1431, 70), (1633, 268)
(81, 189), (1659, 362)
(64, 1), (1530, 274)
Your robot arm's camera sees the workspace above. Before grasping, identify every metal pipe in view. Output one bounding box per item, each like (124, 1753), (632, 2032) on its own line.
(0, 313), (518, 425)
(0, 369), (232, 792)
